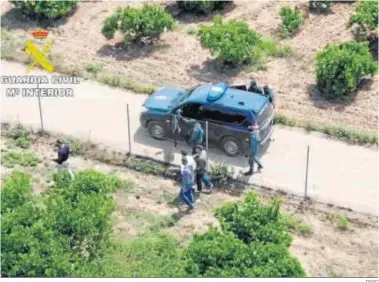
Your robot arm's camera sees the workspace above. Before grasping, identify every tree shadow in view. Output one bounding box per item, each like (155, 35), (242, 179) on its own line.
(165, 1), (237, 25)
(186, 58), (244, 84)
(306, 78), (375, 110)
(97, 42), (171, 62)
(1, 6), (77, 31)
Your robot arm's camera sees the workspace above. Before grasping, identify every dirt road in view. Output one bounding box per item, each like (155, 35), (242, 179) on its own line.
(1, 61), (377, 214)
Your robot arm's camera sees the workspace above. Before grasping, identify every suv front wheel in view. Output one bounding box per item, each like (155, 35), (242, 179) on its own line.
(148, 121), (168, 140)
(221, 136), (242, 157)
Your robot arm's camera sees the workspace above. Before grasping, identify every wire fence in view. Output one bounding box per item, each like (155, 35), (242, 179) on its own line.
(1, 95), (377, 214)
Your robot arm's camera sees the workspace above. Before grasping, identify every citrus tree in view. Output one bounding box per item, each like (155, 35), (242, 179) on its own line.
(102, 4), (174, 45)
(315, 41), (377, 99)
(11, 0), (78, 20)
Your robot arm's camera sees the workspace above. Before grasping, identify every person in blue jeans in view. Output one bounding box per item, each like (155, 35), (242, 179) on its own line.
(180, 157), (195, 209)
(194, 145), (214, 192)
(244, 125), (263, 176)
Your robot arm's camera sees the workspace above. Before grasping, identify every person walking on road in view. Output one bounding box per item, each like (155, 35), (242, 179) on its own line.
(180, 157), (195, 209)
(194, 145), (214, 193)
(244, 125), (263, 176)
(171, 109), (182, 148)
(185, 119), (204, 155)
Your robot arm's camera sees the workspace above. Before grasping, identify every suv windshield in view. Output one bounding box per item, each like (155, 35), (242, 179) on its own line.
(170, 85), (198, 108)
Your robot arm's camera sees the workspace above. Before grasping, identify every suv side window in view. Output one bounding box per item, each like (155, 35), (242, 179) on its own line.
(202, 106), (247, 125)
(180, 103), (203, 119)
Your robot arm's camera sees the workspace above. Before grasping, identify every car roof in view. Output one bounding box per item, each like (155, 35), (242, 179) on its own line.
(184, 84), (268, 113)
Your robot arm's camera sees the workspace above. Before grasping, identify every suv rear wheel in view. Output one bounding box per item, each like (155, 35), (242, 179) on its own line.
(148, 121), (167, 140)
(221, 136), (242, 157)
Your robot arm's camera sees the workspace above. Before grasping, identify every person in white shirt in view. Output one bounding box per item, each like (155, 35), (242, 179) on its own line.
(180, 150), (196, 183)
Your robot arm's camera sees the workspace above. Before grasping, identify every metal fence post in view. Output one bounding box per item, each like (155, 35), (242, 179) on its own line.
(304, 145), (310, 199)
(206, 121), (209, 171)
(126, 103), (132, 154)
(37, 82), (44, 133)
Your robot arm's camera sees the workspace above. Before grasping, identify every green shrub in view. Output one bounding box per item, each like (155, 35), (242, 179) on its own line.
(73, 233), (186, 277)
(280, 214), (312, 235)
(1, 151), (40, 168)
(185, 227), (305, 277)
(215, 192), (292, 246)
(8, 124), (30, 140)
(209, 162), (233, 187)
(315, 41), (377, 99)
(86, 62), (103, 74)
(102, 4), (174, 45)
(15, 136), (30, 149)
(279, 5), (304, 37)
(177, 0), (230, 15)
(198, 15), (263, 66)
(348, 0), (378, 53)
(309, 0), (332, 13)
(11, 0), (78, 20)
(1, 171), (33, 212)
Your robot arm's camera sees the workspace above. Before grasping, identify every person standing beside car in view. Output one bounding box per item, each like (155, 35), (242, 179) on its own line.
(194, 145), (214, 193)
(185, 119), (204, 155)
(244, 125), (263, 176)
(171, 109), (182, 148)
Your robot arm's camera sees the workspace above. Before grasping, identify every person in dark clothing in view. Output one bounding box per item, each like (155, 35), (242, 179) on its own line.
(53, 140), (70, 165)
(184, 119), (204, 155)
(244, 125), (263, 176)
(263, 85), (275, 108)
(171, 109), (182, 148)
(247, 80), (264, 95)
(194, 145), (214, 192)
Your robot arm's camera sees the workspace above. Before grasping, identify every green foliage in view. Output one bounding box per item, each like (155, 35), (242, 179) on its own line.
(315, 41), (377, 99)
(1, 169), (129, 277)
(102, 4), (174, 45)
(126, 157), (167, 176)
(280, 214), (312, 235)
(209, 162), (233, 187)
(86, 62), (103, 74)
(349, 0), (378, 32)
(2, 151), (40, 168)
(177, 0), (230, 15)
(187, 27), (198, 35)
(274, 113), (378, 145)
(8, 124), (31, 148)
(1, 171), (33, 212)
(15, 136), (30, 149)
(348, 0), (378, 53)
(215, 192), (292, 246)
(1, 171), (75, 277)
(279, 5), (304, 38)
(8, 124), (30, 139)
(309, 0), (332, 13)
(199, 16), (263, 66)
(73, 233), (187, 277)
(260, 39), (293, 57)
(185, 227), (305, 277)
(11, 0), (78, 20)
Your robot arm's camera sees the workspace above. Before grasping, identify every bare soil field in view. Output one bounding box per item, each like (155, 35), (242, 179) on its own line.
(1, 133), (378, 277)
(1, 1), (378, 132)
